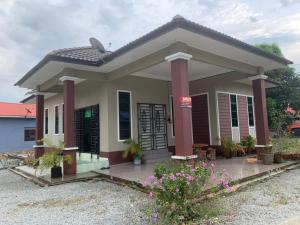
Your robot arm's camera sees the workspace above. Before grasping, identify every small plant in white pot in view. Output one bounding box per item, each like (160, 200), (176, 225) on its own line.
(123, 139), (143, 165)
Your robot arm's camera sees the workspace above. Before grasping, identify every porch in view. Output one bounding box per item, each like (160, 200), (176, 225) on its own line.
(93, 157), (297, 186)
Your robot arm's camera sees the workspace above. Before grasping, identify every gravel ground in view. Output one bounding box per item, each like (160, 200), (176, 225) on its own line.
(0, 168), (299, 225)
(211, 168), (300, 225)
(0, 170), (147, 225)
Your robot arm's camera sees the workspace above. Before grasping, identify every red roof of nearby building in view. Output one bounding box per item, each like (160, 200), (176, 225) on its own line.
(0, 102), (36, 118)
(285, 104), (296, 115)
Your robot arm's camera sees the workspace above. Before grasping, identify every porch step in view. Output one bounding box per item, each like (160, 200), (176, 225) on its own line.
(143, 149), (171, 163)
(76, 153), (109, 173)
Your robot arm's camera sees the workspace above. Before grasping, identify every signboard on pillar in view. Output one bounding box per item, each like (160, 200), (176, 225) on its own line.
(179, 96), (192, 108)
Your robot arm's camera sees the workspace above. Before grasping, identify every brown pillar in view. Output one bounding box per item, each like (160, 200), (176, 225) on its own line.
(166, 52), (195, 159)
(252, 75), (270, 156)
(34, 94), (44, 158)
(60, 76), (78, 175)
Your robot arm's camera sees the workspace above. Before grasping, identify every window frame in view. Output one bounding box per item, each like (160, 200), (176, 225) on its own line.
(24, 127), (35, 141)
(169, 95), (175, 138)
(247, 96), (255, 127)
(54, 105), (60, 135)
(117, 90), (133, 142)
(44, 108), (49, 135)
(62, 103), (64, 135)
(230, 94), (239, 128)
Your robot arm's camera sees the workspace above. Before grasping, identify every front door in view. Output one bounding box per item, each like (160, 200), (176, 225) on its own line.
(137, 103), (168, 151)
(75, 104), (100, 155)
(191, 94), (210, 144)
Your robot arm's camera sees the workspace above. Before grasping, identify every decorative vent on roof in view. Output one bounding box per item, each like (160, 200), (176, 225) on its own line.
(89, 37), (106, 53)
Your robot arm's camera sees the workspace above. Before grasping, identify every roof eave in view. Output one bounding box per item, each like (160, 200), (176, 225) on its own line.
(15, 54), (100, 87)
(16, 16), (293, 87)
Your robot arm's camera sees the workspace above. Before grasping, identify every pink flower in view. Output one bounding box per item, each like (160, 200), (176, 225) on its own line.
(142, 181), (148, 187)
(187, 175), (194, 181)
(191, 168), (196, 173)
(159, 177), (164, 184)
(176, 172), (182, 177)
(148, 175), (156, 181)
(202, 161), (208, 168)
(162, 188), (166, 192)
(176, 188), (179, 192)
(148, 192), (153, 198)
(169, 175), (176, 181)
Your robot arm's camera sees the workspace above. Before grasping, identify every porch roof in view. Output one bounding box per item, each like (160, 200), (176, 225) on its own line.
(16, 15), (292, 89)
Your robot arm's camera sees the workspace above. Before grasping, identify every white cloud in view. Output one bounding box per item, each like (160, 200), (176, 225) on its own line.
(0, 0), (300, 102)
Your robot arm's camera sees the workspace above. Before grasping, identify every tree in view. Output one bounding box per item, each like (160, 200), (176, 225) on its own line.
(255, 43), (300, 132)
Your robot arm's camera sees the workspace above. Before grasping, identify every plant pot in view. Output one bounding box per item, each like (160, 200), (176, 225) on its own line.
(207, 148), (216, 161)
(291, 153), (299, 160)
(133, 157), (141, 165)
(51, 166), (62, 178)
(224, 151), (232, 159)
(198, 150), (207, 160)
(282, 153), (291, 160)
(261, 153), (274, 165)
(274, 153), (282, 164)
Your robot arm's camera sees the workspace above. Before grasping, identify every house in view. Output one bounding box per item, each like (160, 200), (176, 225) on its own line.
(16, 16), (292, 175)
(0, 102), (36, 152)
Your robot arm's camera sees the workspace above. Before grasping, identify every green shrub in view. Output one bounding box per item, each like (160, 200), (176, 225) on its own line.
(241, 135), (256, 152)
(221, 138), (236, 158)
(144, 161), (232, 224)
(271, 137), (300, 153)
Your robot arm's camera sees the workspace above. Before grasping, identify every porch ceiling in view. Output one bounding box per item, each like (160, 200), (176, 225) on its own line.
(132, 60), (232, 81)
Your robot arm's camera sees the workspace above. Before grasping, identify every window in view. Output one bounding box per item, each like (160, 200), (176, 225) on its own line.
(62, 104), (64, 134)
(247, 97), (255, 127)
(24, 127), (35, 141)
(118, 91), (131, 141)
(230, 95), (239, 127)
(54, 105), (59, 134)
(44, 109), (48, 134)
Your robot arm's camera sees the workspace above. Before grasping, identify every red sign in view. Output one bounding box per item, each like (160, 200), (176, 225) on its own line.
(179, 96), (192, 108)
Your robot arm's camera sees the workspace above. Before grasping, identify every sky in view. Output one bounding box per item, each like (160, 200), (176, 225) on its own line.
(0, 0), (300, 102)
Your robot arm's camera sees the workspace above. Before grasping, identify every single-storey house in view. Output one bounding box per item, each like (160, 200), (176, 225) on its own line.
(0, 102), (36, 152)
(16, 16), (292, 175)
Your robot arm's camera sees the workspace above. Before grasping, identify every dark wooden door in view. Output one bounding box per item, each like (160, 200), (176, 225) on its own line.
(192, 94), (210, 144)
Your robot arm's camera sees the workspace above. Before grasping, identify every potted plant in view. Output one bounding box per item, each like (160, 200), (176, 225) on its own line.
(260, 146), (274, 165)
(123, 139), (143, 165)
(38, 139), (72, 178)
(241, 135), (256, 154)
(221, 138), (235, 159)
(235, 144), (246, 157)
(39, 149), (73, 178)
(206, 147), (216, 160)
(193, 144), (207, 160)
(274, 151), (282, 163)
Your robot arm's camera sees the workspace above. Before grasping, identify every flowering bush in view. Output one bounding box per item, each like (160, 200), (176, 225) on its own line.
(143, 161), (232, 223)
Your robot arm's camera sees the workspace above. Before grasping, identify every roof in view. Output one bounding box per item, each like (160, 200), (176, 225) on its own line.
(15, 15), (293, 86)
(0, 102), (36, 118)
(49, 46), (111, 64)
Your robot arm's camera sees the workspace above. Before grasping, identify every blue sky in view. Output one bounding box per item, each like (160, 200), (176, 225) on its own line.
(0, 0), (300, 102)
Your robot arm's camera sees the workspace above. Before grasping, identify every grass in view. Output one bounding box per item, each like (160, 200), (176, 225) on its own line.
(271, 137), (300, 153)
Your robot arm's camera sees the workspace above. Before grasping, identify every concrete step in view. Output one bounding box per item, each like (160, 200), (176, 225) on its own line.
(77, 160), (109, 174)
(143, 149), (171, 161)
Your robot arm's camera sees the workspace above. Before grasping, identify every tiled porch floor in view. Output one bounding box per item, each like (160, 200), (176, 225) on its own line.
(94, 157), (297, 184)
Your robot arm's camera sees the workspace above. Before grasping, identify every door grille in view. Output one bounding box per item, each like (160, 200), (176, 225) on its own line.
(137, 103), (168, 150)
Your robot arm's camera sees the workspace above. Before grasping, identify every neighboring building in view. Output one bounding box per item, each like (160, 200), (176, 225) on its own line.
(17, 16), (292, 174)
(0, 102), (36, 152)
